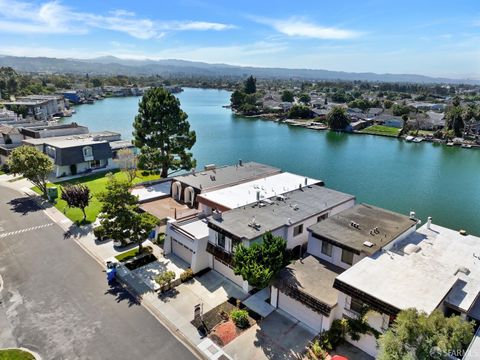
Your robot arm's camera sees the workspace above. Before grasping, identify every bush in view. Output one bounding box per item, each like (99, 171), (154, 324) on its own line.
(180, 268), (194, 282)
(155, 270), (175, 287)
(309, 339), (328, 360)
(93, 225), (106, 239)
(1, 163), (10, 173)
(230, 309), (249, 329)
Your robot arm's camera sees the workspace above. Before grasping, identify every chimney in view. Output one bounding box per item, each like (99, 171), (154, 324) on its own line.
(427, 216), (432, 229)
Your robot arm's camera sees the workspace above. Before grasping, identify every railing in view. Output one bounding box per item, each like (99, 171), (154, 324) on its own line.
(206, 242), (233, 265)
(343, 307), (361, 320)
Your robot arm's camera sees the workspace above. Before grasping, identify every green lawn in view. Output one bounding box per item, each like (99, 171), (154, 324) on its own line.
(360, 125), (401, 137)
(32, 170), (160, 224)
(115, 248), (140, 262)
(0, 349), (35, 360)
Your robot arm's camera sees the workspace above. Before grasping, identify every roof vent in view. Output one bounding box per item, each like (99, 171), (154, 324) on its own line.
(404, 243), (421, 255)
(455, 266), (470, 276)
(363, 241), (374, 248)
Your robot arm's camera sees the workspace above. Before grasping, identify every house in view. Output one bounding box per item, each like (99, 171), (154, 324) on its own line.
(350, 119), (372, 131)
(464, 121), (480, 143)
(206, 185), (355, 292)
(3, 95), (66, 121)
(269, 204), (417, 338)
(0, 108), (21, 121)
(19, 123), (89, 139)
(333, 221), (480, 357)
(170, 161), (281, 207)
(165, 172), (323, 272)
(415, 111), (445, 130)
(0, 125), (23, 145)
(366, 107), (383, 118)
(374, 114), (404, 128)
(23, 131), (120, 177)
(58, 90), (82, 104)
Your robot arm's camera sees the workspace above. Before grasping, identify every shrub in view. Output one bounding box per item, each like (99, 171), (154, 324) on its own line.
(155, 270), (175, 287)
(230, 309), (249, 329)
(93, 225), (106, 239)
(310, 339), (328, 360)
(180, 268), (194, 282)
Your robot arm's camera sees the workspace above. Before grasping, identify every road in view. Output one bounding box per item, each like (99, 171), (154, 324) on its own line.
(0, 185), (197, 360)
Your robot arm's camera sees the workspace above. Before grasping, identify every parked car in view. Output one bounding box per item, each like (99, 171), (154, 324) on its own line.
(113, 238), (134, 248)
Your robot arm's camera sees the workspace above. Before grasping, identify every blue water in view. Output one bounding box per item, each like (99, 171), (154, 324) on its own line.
(69, 88), (480, 235)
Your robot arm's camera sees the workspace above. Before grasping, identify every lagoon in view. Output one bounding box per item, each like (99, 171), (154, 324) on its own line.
(69, 88), (480, 235)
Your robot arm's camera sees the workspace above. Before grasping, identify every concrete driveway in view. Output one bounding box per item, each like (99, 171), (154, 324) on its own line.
(224, 310), (315, 360)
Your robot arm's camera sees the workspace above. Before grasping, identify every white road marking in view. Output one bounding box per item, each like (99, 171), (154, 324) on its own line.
(0, 223), (54, 238)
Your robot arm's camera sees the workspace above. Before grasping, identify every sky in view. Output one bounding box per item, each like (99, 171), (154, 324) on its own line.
(0, 0), (479, 79)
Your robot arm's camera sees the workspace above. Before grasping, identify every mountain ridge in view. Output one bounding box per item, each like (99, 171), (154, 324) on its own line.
(0, 54), (478, 84)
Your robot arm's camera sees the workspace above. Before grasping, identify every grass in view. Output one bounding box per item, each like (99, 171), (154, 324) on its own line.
(115, 248), (140, 262)
(0, 349), (35, 360)
(32, 170), (160, 224)
(360, 125), (401, 137)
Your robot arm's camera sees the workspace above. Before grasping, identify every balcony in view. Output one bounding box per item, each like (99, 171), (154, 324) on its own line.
(206, 242), (233, 265)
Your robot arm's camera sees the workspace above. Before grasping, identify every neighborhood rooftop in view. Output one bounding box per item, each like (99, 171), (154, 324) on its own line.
(23, 131), (120, 148)
(273, 255), (343, 315)
(173, 161), (281, 192)
(308, 204), (417, 256)
(197, 172), (323, 210)
(208, 185), (355, 241)
(335, 223), (480, 317)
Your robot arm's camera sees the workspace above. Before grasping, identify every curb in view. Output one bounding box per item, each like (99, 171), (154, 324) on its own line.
(15, 186), (205, 359)
(0, 348), (42, 360)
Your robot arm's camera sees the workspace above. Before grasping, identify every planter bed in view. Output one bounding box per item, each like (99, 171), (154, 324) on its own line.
(125, 253), (157, 271)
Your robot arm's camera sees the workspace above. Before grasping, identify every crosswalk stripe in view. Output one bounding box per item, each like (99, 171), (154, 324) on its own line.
(0, 223), (54, 238)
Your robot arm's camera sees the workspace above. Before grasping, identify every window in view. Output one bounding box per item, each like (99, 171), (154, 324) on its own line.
(317, 213), (328, 222)
(217, 233), (226, 249)
(293, 224), (303, 236)
(45, 145), (56, 159)
(350, 297), (364, 314)
(83, 146), (93, 157)
(321, 241), (333, 257)
(341, 249), (354, 265)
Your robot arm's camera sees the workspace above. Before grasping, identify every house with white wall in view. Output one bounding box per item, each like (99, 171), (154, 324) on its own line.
(164, 170), (322, 273)
(333, 221), (480, 357)
(269, 204), (417, 341)
(206, 185), (355, 292)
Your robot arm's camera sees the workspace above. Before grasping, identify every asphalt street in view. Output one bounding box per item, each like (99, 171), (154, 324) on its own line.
(0, 185), (197, 360)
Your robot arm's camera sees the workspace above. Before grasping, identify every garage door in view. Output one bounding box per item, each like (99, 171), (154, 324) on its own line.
(278, 292), (323, 332)
(172, 239), (193, 265)
(213, 259), (244, 288)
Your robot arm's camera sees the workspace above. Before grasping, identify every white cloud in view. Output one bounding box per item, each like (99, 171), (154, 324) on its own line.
(253, 16), (361, 40)
(0, 0), (235, 39)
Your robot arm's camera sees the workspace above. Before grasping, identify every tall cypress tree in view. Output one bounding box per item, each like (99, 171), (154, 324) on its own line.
(133, 87), (196, 178)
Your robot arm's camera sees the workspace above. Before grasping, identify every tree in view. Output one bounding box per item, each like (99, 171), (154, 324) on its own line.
(281, 90), (294, 102)
(244, 75), (256, 94)
(298, 93), (311, 104)
(233, 232), (289, 289)
(98, 176), (157, 251)
(230, 90), (246, 109)
(445, 106), (464, 137)
(133, 87), (196, 178)
(377, 308), (474, 360)
(326, 106), (350, 130)
(8, 146), (53, 197)
(61, 184), (91, 222)
(392, 103), (411, 116)
(113, 148), (137, 184)
(288, 104), (313, 119)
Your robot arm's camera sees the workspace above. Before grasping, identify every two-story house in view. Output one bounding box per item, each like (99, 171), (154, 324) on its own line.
(269, 204), (417, 339)
(206, 185), (355, 292)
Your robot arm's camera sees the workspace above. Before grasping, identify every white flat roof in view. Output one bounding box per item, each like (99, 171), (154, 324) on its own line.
(196, 172), (321, 210)
(336, 223), (480, 315)
(131, 180), (171, 202)
(177, 218), (209, 239)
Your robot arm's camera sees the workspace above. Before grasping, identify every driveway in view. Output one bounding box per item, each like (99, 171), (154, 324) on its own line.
(224, 310), (315, 360)
(0, 185), (196, 360)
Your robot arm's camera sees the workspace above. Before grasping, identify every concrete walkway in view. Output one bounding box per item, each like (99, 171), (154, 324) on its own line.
(243, 288), (275, 318)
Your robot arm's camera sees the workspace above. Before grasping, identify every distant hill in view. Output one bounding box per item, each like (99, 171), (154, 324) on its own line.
(0, 54), (478, 84)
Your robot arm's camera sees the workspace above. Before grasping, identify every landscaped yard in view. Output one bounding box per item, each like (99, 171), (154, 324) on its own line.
(0, 349), (35, 360)
(360, 125), (401, 137)
(32, 170), (160, 224)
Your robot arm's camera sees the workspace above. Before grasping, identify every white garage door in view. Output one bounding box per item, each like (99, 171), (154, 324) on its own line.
(278, 292), (323, 332)
(172, 239), (193, 265)
(213, 259), (244, 288)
